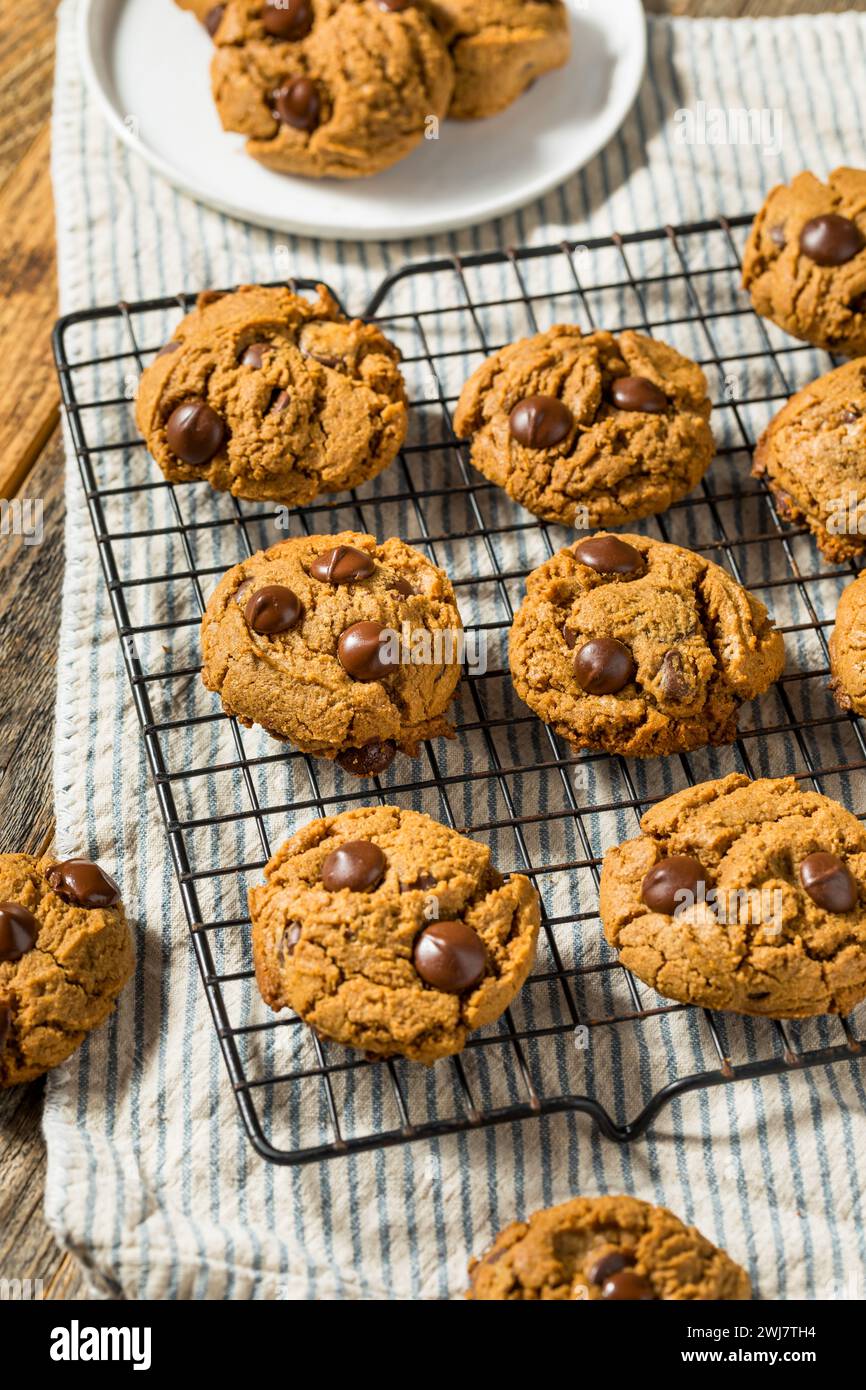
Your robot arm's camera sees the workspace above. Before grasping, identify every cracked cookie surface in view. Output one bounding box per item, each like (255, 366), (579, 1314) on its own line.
(428, 0), (570, 119)
(508, 534), (784, 757)
(0, 853), (134, 1086)
(207, 0), (454, 178)
(249, 804), (541, 1062)
(753, 358), (866, 561)
(135, 284), (407, 505)
(467, 1194), (750, 1300)
(830, 570), (866, 714)
(453, 325), (714, 528)
(201, 532), (463, 773)
(742, 167), (866, 355)
(599, 774), (866, 1018)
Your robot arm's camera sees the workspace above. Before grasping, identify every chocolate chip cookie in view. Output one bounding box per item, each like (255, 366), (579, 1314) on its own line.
(508, 534), (784, 758)
(742, 167), (866, 355)
(467, 1194), (750, 1301)
(249, 804), (540, 1062)
(0, 853), (134, 1086)
(208, 0), (454, 178)
(201, 532), (463, 774)
(600, 773), (866, 1018)
(830, 571), (866, 716)
(753, 358), (866, 561)
(453, 326), (714, 528)
(428, 0), (570, 119)
(135, 284), (407, 505)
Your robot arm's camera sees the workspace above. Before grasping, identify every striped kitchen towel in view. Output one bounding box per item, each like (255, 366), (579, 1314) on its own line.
(45, 0), (866, 1299)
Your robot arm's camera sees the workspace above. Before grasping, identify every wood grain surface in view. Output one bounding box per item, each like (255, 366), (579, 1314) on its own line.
(0, 0), (862, 1303)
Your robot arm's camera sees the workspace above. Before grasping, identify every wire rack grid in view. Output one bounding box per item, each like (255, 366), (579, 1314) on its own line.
(52, 213), (866, 1165)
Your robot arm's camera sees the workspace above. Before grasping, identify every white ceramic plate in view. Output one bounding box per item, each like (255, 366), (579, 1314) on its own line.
(80, 0), (646, 241)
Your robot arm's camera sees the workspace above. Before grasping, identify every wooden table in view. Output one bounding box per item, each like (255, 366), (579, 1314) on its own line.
(0, 0), (861, 1302)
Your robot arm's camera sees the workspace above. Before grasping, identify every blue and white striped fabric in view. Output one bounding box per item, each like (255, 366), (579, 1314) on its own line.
(47, 0), (866, 1299)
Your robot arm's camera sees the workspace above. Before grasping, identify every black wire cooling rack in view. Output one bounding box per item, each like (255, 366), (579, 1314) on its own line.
(53, 215), (866, 1165)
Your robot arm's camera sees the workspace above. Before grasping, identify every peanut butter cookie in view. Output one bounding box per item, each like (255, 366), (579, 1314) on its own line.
(201, 532), (463, 774)
(509, 534), (784, 758)
(428, 0), (570, 119)
(830, 570), (866, 715)
(135, 284), (407, 505)
(249, 804), (540, 1062)
(753, 358), (866, 561)
(453, 326), (714, 528)
(742, 167), (866, 355)
(0, 853), (134, 1086)
(599, 774), (866, 1018)
(468, 1194), (750, 1300)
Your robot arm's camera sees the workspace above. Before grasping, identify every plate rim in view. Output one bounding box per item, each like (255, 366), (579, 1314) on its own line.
(78, 0), (648, 242)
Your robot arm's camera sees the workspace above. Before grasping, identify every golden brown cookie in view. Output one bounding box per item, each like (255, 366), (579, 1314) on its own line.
(468, 1194), (750, 1300)
(453, 326), (714, 528)
(0, 854), (134, 1086)
(201, 532), (463, 774)
(249, 805), (540, 1062)
(508, 534), (784, 758)
(428, 0), (570, 119)
(753, 358), (866, 561)
(599, 773), (866, 1018)
(208, 0), (454, 179)
(135, 284), (407, 505)
(830, 570), (866, 715)
(742, 168), (866, 355)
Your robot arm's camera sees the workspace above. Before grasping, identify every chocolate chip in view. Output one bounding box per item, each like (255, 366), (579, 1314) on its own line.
(508, 395), (573, 449)
(573, 535), (644, 576)
(799, 852), (857, 912)
(601, 1270), (656, 1300)
(588, 1250), (630, 1285)
(573, 638), (635, 694)
(657, 649), (692, 701)
(165, 398), (225, 465)
(799, 214), (864, 266)
(768, 223), (786, 249)
(262, 0), (313, 39)
(609, 376), (668, 414)
(309, 545), (376, 585)
(273, 78), (321, 132)
(562, 624), (578, 650)
(413, 921), (486, 993)
(378, 0), (412, 8)
(0, 902), (39, 961)
(391, 577), (416, 597)
(268, 389), (290, 413)
(244, 584), (302, 634)
(842, 407), (862, 423)
(279, 922), (302, 959)
(400, 872), (437, 893)
(204, 4), (225, 36)
(47, 860), (121, 910)
(335, 740), (397, 776)
(240, 341), (268, 368)
(321, 840), (387, 892)
(337, 621), (397, 681)
(156, 340), (180, 358)
(641, 855), (706, 915)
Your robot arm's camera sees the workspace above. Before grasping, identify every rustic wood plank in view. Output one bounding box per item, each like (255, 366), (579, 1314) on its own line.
(0, 0), (59, 192)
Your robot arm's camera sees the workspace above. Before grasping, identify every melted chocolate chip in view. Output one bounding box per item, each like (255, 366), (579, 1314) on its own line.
(572, 535), (644, 576)
(573, 638), (636, 695)
(799, 214), (864, 267)
(204, 4), (225, 36)
(240, 341), (268, 368)
(262, 0), (313, 39)
(335, 740), (397, 777)
(508, 395), (573, 449)
(165, 399), (225, 465)
(280, 922), (302, 959)
(413, 920), (486, 993)
(657, 648), (692, 701)
(641, 855), (706, 915)
(842, 407), (862, 423)
(588, 1250), (630, 1285)
(391, 577), (416, 597)
(0, 902), (39, 961)
(47, 860), (121, 910)
(244, 585), (302, 634)
(268, 389), (290, 413)
(799, 852), (857, 912)
(309, 545), (376, 585)
(321, 840), (387, 892)
(768, 222), (786, 249)
(601, 1270), (656, 1301)
(562, 624), (578, 650)
(378, 0), (413, 8)
(156, 340), (180, 358)
(609, 376), (668, 414)
(400, 872), (437, 894)
(273, 77), (321, 132)
(337, 621), (397, 681)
